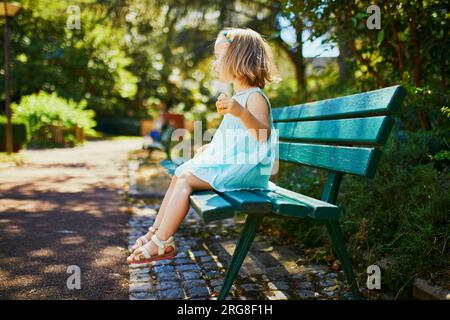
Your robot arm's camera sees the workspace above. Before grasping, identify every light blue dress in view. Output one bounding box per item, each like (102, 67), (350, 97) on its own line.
(174, 87), (278, 192)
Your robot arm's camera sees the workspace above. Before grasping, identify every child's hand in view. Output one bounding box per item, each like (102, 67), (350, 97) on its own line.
(216, 93), (246, 118)
(194, 143), (210, 154)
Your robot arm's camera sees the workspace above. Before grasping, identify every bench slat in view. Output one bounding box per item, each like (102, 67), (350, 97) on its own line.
(273, 85), (406, 122)
(279, 142), (381, 178)
(160, 126), (176, 144)
(269, 184), (339, 219)
(159, 159), (179, 175)
(252, 187), (339, 220)
(275, 116), (394, 145)
(250, 189), (311, 218)
(190, 191), (236, 222)
(218, 190), (272, 213)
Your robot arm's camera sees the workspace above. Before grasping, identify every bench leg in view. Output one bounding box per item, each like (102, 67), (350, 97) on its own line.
(218, 214), (264, 300)
(326, 220), (361, 298)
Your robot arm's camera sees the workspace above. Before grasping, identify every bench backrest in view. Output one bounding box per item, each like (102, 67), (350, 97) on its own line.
(272, 85), (406, 180)
(161, 125), (176, 147)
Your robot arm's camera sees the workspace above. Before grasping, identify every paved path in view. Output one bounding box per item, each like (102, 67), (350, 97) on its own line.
(127, 159), (350, 300)
(0, 139), (141, 299)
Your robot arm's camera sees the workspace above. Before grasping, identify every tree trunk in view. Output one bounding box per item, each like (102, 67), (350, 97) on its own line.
(294, 21), (306, 92)
(274, 21), (306, 96)
(336, 10), (354, 84)
(337, 38), (354, 84)
(410, 13), (431, 130)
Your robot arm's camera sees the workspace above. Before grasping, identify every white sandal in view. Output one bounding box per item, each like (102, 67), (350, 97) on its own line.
(127, 234), (177, 265)
(129, 225), (158, 253)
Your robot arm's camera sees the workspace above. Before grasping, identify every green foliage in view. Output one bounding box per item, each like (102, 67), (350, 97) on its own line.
(11, 91), (96, 146)
(266, 78), (303, 107)
(0, 0), (230, 122)
(95, 118), (141, 136)
(338, 130), (449, 297)
(266, 2), (449, 297)
(1, 0), (139, 119)
(431, 150), (450, 162)
(266, 129), (449, 298)
(279, 0), (449, 131)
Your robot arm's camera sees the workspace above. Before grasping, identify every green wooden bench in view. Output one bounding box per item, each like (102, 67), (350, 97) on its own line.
(143, 125), (176, 160)
(160, 85), (406, 300)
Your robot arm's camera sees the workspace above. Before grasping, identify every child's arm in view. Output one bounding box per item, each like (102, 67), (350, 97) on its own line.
(216, 93), (271, 142)
(239, 93), (271, 142)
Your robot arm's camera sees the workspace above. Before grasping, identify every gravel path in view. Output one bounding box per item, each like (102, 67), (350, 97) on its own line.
(0, 139), (141, 299)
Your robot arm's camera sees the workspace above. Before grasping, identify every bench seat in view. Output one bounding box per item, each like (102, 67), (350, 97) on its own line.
(160, 159), (339, 221)
(159, 158), (180, 175)
(143, 125), (177, 160)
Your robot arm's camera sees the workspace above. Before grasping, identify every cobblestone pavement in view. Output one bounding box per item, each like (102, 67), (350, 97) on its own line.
(127, 161), (351, 300)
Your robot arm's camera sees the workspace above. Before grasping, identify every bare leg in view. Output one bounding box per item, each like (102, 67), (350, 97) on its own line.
(153, 175), (178, 229)
(157, 171), (213, 239)
(130, 176), (178, 251)
(129, 171), (213, 259)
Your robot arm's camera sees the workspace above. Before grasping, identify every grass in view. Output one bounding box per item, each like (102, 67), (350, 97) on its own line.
(0, 152), (26, 165)
(86, 130), (143, 141)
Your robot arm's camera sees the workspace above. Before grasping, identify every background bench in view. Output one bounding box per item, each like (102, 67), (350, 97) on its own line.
(160, 85), (406, 300)
(143, 125), (176, 160)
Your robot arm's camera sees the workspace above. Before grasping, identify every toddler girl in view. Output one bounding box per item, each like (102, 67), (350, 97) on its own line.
(127, 27), (279, 264)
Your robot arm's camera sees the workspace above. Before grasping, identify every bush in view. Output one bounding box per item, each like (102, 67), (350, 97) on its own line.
(0, 116), (27, 152)
(95, 118), (141, 136)
(11, 91), (96, 147)
(264, 128), (449, 298)
(338, 129), (449, 298)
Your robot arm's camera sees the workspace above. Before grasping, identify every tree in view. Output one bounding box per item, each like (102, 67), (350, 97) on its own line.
(279, 0), (449, 131)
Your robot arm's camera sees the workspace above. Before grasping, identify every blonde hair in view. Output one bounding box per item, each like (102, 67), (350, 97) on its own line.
(216, 27), (280, 89)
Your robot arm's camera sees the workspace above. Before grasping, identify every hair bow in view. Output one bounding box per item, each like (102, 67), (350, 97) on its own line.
(222, 31), (233, 43)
